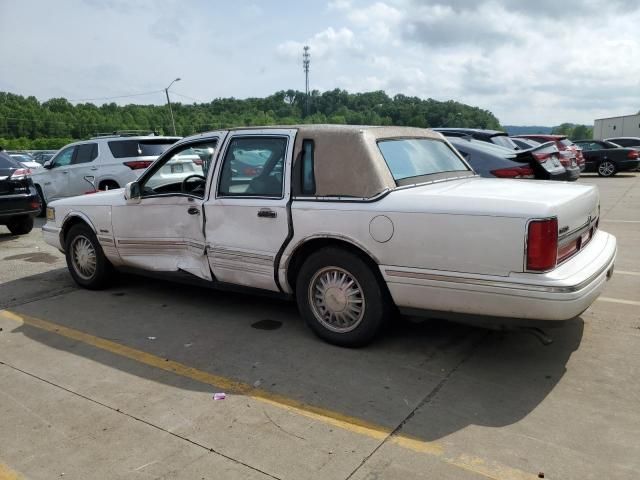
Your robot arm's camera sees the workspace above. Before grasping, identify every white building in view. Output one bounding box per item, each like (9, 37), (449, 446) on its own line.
(593, 113), (640, 139)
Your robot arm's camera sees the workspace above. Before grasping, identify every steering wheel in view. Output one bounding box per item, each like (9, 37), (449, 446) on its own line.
(181, 174), (206, 194)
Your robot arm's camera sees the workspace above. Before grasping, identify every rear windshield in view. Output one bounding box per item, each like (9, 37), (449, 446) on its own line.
(108, 139), (178, 158)
(378, 139), (470, 182)
(490, 135), (518, 149)
(559, 139), (573, 147)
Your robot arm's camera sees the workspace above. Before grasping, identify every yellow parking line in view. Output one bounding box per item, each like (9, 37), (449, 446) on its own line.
(0, 309), (537, 480)
(0, 463), (23, 480)
(597, 296), (640, 306)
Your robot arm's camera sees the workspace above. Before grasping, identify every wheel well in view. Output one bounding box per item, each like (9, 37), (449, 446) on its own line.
(60, 217), (92, 247)
(98, 179), (120, 190)
(286, 238), (383, 293)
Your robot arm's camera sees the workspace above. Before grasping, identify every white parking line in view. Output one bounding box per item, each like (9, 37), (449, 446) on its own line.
(616, 270), (640, 277)
(601, 220), (640, 224)
(597, 297), (640, 306)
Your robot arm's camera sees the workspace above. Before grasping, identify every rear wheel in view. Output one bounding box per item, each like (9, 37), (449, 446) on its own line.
(64, 223), (114, 289)
(597, 160), (616, 177)
(296, 247), (390, 347)
(6, 215), (34, 235)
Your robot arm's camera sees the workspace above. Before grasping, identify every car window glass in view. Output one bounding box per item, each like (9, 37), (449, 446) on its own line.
(141, 141), (217, 198)
(378, 139), (470, 182)
(74, 143), (98, 164)
(218, 136), (287, 197)
(490, 135), (518, 149)
(52, 146), (75, 167)
(108, 139), (178, 158)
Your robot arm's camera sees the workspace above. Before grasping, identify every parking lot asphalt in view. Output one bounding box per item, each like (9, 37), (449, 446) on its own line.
(1, 173), (639, 480)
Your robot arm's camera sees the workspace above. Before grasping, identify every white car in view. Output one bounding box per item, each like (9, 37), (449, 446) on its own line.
(31, 133), (180, 215)
(42, 125), (616, 347)
(9, 153), (42, 171)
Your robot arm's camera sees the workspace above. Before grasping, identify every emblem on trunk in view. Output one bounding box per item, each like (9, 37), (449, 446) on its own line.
(559, 225), (569, 235)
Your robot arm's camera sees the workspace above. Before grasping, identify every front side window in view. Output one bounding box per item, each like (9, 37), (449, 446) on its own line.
(218, 136), (287, 197)
(51, 146), (75, 167)
(141, 141), (217, 198)
(378, 138), (470, 183)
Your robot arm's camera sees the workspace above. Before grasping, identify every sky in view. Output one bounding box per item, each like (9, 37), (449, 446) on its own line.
(1, 0), (639, 125)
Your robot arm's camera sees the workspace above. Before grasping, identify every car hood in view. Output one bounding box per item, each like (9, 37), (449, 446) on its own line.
(382, 176), (599, 233)
(49, 188), (126, 208)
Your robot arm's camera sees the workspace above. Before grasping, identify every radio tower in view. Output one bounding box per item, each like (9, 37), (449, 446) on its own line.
(303, 45), (311, 117)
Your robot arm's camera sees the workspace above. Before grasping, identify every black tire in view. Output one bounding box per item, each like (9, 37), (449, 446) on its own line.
(99, 180), (119, 191)
(64, 223), (114, 289)
(6, 215), (34, 235)
(35, 185), (47, 217)
(597, 160), (616, 177)
(295, 247), (391, 347)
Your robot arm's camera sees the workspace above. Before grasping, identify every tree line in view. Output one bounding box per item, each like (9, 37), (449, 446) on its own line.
(0, 89), (501, 150)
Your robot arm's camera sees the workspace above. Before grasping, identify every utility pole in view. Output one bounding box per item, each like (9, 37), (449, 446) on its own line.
(303, 46), (310, 117)
(164, 77), (181, 135)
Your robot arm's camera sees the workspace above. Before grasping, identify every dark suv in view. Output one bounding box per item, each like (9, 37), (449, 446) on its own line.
(0, 151), (41, 235)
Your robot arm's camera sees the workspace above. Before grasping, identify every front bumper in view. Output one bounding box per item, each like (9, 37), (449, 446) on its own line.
(42, 223), (63, 251)
(381, 230), (616, 323)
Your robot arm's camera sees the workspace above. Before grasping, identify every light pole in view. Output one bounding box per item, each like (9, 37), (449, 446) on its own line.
(164, 77), (181, 135)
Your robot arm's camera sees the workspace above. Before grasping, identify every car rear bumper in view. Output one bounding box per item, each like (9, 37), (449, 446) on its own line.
(564, 166), (581, 181)
(0, 191), (40, 222)
(381, 230), (616, 324)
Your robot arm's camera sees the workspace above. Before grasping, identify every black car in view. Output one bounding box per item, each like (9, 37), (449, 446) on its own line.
(573, 140), (640, 176)
(447, 136), (566, 180)
(434, 128), (520, 150)
(0, 151), (41, 235)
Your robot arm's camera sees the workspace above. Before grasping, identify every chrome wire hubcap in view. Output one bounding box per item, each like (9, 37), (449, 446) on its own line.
(71, 235), (97, 280)
(309, 267), (365, 333)
(599, 162), (614, 176)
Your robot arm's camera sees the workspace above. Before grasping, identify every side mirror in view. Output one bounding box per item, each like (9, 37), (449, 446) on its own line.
(124, 181), (141, 203)
(43, 160), (53, 169)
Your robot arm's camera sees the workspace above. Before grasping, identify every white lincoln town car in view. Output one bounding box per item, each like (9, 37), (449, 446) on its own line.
(42, 125), (616, 346)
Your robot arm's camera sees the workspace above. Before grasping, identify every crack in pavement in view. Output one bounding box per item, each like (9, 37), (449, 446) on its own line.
(0, 361), (283, 480)
(1, 286), (76, 309)
(344, 330), (491, 480)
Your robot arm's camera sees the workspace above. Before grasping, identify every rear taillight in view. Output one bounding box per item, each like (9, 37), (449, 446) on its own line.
(533, 152), (550, 163)
(11, 168), (31, 179)
(491, 166), (535, 178)
(627, 150), (639, 159)
(123, 161), (153, 170)
(526, 218), (558, 271)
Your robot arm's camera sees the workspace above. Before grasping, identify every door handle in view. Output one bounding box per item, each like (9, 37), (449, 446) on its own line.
(90, 167), (98, 171)
(187, 207), (200, 215)
(257, 208), (277, 219)
(61, 171), (69, 174)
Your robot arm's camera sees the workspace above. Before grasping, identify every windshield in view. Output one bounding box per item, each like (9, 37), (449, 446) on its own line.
(378, 138), (470, 182)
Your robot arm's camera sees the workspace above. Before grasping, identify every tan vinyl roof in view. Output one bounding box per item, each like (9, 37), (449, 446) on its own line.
(288, 125), (444, 198)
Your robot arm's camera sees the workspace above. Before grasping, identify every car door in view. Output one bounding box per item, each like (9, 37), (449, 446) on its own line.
(38, 145), (76, 202)
(204, 129), (295, 292)
(111, 136), (222, 280)
(66, 143), (99, 195)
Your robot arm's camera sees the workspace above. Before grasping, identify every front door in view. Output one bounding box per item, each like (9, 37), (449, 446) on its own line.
(204, 130), (295, 292)
(111, 137), (222, 280)
(38, 145), (75, 202)
(66, 142), (99, 195)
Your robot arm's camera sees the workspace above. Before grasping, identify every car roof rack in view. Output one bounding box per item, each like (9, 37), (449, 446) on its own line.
(90, 130), (159, 139)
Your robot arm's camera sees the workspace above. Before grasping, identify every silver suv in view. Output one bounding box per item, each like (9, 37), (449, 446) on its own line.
(32, 132), (180, 215)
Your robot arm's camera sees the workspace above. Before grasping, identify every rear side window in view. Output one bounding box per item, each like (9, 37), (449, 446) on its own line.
(74, 143), (98, 164)
(301, 139), (316, 195)
(108, 139), (177, 158)
(378, 139), (469, 182)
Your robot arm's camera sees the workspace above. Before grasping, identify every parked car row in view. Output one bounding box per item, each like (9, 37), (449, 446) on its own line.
(433, 128), (640, 179)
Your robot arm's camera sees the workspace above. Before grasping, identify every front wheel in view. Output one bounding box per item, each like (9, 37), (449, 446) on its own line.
(295, 247), (391, 347)
(597, 160), (616, 177)
(64, 223), (114, 289)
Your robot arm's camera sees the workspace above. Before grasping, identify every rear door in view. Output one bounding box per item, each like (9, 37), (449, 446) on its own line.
(67, 142), (99, 195)
(204, 129), (295, 292)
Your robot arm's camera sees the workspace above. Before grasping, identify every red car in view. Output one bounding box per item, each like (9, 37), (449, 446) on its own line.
(513, 135), (583, 180)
